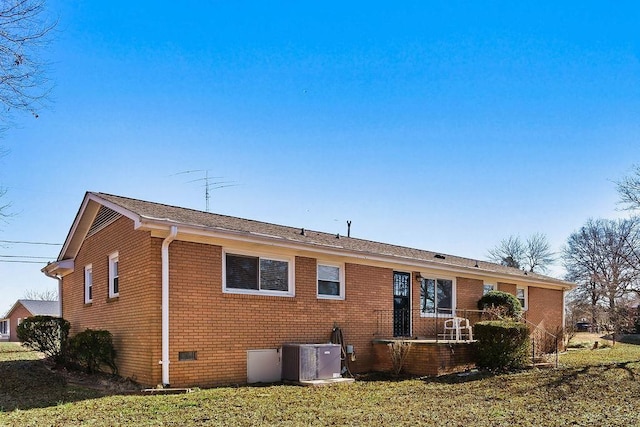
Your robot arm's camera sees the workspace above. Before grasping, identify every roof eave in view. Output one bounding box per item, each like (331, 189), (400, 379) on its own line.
(42, 259), (75, 277)
(57, 192), (142, 262)
(137, 217), (575, 290)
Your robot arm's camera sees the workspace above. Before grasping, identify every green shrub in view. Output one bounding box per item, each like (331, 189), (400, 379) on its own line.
(16, 315), (70, 365)
(69, 329), (117, 374)
(474, 320), (530, 371)
(477, 290), (522, 319)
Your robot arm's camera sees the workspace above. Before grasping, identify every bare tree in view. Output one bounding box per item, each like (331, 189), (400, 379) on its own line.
(563, 217), (640, 336)
(488, 235), (525, 269)
(22, 288), (57, 301)
(0, 0), (55, 121)
(0, 184), (9, 222)
(488, 233), (555, 273)
(617, 164), (640, 212)
(0, 0), (55, 218)
(524, 232), (555, 273)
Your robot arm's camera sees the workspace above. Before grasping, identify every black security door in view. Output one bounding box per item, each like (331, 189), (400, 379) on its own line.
(393, 271), (411, 337)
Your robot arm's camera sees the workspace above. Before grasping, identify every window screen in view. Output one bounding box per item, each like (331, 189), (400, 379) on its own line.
(260, 259), (288, 291)
(226, 253), (289, 292)
(318, 264), (341, 296)
(226, 254), (259, 290)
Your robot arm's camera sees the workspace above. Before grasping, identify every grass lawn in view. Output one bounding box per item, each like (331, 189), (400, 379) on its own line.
(1, 334), (640, 426)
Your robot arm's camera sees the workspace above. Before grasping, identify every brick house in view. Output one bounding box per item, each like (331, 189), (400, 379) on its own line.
(43, 192), (573, 387)
(0, 300), (60, 342)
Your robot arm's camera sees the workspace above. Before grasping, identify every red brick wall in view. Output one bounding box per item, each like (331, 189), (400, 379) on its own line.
(61, 216), (567, 386)
(61, 216), (160, 386)
(527, 287), (564, 333)
(8, 304), (33, 342)
(372, 341), (476, 376)
(456, 277), (483, 311)
(498, 282), (517, 295)
(166, 246), (394, 387)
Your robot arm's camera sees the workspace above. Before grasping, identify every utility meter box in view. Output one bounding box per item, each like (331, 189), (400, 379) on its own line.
(281, 343), (341, 381)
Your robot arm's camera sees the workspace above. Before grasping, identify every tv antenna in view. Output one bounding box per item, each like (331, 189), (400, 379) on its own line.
(172, 170), (238, 212)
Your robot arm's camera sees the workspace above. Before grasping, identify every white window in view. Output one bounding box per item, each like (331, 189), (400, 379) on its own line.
(0, 319), (9, 336)
(84, 264), (93, 303)
(109, 252), (119, 298)
(223, 250), (294, 296)
(483, 283), (495, 295)
(516, 286), (527, 310)
(420, 277), (455, 316)
(317, 262), (345, 299)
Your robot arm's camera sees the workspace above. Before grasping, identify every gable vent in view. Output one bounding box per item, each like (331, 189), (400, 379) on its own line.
(87, 206), (122, 237)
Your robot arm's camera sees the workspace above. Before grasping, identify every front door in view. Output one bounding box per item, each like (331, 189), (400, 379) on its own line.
(393, 271), (411, 337)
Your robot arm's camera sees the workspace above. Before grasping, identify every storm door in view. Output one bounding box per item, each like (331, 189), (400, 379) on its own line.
(393, 271), (411, 337)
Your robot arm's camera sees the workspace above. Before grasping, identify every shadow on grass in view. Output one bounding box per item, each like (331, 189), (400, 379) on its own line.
(0, 358), (104, 412)
(354, 369), (495, 384)
(426, 369), (495, 384)
(543, 360), (640, 399)
(609, 334), (640, 345)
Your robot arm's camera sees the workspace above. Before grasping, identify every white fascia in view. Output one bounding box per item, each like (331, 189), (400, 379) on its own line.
(136, 218), (574, 291)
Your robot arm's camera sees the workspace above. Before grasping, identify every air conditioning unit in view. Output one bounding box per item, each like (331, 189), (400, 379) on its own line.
(281, 343), (341, 381)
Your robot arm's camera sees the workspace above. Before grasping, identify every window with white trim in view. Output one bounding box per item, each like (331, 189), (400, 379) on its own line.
(317, 262), (344, 299)
(224, 250), (294, 296)
(516, 286), (527, 310)
(0, 319), (9, 336)
(483, 283), (495, 295)
(109, 252), (119, 298)
(84, 264), (93, 303)
(420, 277), (455, 316)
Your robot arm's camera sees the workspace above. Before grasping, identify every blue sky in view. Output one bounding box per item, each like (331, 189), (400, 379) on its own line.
(1, 1), (640, 314)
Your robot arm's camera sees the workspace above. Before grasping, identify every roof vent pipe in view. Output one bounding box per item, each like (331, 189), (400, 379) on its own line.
(347, 221), (351, 237)
(160, 225), (178, 387)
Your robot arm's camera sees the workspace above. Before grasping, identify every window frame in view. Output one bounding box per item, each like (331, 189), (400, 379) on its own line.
(316, 261), (345, 300)
(222, 249), (295, 297)
(516, 286), (528, 310)
(108, 252), (119, 298)
(0, 319), (9, 337)
(419, 276), (456, 317)
(483, 283), (495, 295)
(84, 264), (93, 304)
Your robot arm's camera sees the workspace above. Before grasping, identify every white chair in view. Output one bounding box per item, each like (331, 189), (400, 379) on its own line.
(443, 317), (473, 341)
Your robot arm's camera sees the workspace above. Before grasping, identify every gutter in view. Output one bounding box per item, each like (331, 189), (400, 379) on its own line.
(136, 218), (574, 290)
(160, 225), (178, 387)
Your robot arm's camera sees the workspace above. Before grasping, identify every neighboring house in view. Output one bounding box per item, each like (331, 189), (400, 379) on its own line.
(42, 192), (574, 387)
(0, 299), (60, 342)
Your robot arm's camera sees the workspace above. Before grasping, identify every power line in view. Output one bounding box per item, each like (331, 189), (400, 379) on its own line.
(0, 260), (48, 264)
(0, 240), (62, 246)
(0, 255), (53, 259)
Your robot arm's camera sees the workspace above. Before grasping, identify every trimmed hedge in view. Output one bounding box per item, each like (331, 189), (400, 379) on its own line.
(477, 290), (522, 319)
(16, 315), (70, 365)
(474, 320), (530, 371)
(69, 329), (117, 374)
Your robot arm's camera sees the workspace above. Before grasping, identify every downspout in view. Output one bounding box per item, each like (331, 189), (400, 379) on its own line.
(160, 226), (178, 387)
(42, 267), (63, 318)
(562, 288), (567, 346)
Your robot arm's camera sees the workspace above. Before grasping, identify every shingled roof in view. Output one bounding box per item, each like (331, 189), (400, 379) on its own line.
(79, 192), (571, 288)
(3, 300), (60, 319)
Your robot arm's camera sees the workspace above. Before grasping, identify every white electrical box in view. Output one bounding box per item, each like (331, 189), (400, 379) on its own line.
(247, 349), (281, 383)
